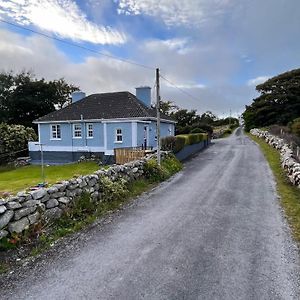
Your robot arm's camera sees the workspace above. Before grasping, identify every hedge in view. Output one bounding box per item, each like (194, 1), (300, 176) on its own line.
(161, 133), (208, 153)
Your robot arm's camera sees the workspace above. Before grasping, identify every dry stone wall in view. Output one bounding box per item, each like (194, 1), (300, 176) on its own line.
(250, 128), (300, 188)
(0, 152), (168, 239)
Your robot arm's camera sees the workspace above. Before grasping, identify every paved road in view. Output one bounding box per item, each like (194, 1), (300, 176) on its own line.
(1, 128), (300, 299)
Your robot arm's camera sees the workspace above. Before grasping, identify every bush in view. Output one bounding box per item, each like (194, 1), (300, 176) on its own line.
(98, 176), (128, 202)
(176, 125), (192, 135)
(174, 136), (186, 153)
(224, 129), (232, 135)
(188, 134), (198, 144)
(0, 123), (37, 164)
(291, 118), (300, 137)
(143, 159), (167, 182)
(190, 128), (205, 133)
(161, 154), (182, 177)
(161, 136), (176, 151)
(191, 123), (213, 135)
(185, 133), (207, 145)
(144, 154), (182, 182)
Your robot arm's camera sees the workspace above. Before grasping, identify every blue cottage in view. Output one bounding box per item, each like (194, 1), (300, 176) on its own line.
(29, 87), (175, 164)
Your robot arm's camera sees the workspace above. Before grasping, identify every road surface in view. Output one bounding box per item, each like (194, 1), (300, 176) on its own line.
(1, 128), (299, 299)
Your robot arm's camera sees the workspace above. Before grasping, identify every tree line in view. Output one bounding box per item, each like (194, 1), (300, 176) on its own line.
(243, 68), (300, 132)
(160, 100), (239, 135)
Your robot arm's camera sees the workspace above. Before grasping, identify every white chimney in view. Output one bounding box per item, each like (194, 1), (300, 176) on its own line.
(72, 91), (86, 103)
(135, 86), (151, 107)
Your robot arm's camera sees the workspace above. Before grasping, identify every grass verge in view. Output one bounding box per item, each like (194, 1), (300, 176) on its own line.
(248, 133), (300, 243)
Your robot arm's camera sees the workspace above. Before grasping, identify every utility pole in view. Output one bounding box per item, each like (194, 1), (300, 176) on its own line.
(35, 142), (45, 185)
(156, 68), (161, 165)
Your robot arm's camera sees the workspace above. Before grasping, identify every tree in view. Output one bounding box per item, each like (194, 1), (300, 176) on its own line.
(0, 71), (79, 127)
(243, 68), (300, 131)
(159, 101), (215, 135)
(200, 111), (217, 124)
(52, 78), (79, 109)
(159, 100), (179, 116)
(0, 123), (37, 163)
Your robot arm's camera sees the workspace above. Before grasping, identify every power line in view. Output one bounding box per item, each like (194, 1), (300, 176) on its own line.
(0, 19), (202, 104)
(0, 19), (155, 71)
(160, 74), (200, 103)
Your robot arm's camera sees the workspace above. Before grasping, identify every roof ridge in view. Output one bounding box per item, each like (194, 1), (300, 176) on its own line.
(34, 90), (174, 123)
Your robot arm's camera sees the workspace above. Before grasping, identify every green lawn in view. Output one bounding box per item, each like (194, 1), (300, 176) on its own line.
(248, 133), (300, 243)
(0, 161), (100, 195)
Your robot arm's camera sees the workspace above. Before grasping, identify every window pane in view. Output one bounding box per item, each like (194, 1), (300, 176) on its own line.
(73, 124), (82, 137)
(87, 124), (93, 137)
(57, 125), (61, 138)
(116, 128), (122, 142)
(51, 124), (60, 139)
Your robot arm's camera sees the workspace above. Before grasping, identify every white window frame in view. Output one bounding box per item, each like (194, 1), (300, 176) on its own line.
(115, 128), (123, 143)
(50, 124), (61, 140)
(73, 123), (82, 138)
(86, 123), (94, 139)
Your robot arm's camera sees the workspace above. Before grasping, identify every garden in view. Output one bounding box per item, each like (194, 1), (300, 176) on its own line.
(0, 161), (100, 196)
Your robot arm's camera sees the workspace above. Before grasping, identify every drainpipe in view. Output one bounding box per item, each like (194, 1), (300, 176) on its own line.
(80, 114), (86, 147)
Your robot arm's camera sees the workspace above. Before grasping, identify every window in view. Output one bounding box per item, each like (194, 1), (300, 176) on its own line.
(115, 128), (122, 142)
(73, 124), (82, 138)
(87, 123), (93, 138)
(51, 124), (61, 139)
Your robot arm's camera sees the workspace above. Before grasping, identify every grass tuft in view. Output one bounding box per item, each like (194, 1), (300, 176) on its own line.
(248, 133), (300, 242)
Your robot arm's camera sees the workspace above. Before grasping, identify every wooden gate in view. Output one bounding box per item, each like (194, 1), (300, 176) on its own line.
(114, 147), (151, 164)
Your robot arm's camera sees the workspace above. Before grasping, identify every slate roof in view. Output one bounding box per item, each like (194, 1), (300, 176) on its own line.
(35, 92), (174, 123)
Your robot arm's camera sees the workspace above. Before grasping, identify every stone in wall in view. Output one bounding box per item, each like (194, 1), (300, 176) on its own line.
(250, 128), (300, 188)
(0, 210), (14, 230)
(8, 217), (29, 233)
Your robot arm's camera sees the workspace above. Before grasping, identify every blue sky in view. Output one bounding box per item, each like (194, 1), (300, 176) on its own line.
(0, 0), (299, 116)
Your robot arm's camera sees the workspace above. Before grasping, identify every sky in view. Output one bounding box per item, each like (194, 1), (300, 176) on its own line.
(0, 0), (299, 117)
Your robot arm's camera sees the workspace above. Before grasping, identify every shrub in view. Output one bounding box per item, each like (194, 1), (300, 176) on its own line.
(144, 155), (182, 182)
(176, 125), (192, 135)
(191, 123), (213, 135)
(0, 123), (37, 164)
(161, 154), (182, 177)
(188, 134), (198, 144)
(224, 129), (232, 135)
(190, 128), (205, 133)
(161, 136), (176, 151)
(56, 192), (95, 227)
(291, 118), (300, 137)
(174, 136), (186, 153)
(187, 133), (207, 145)
(98, 176), (128, 202)
(229, 124), (237, 130)
(143, 159), (167, 182)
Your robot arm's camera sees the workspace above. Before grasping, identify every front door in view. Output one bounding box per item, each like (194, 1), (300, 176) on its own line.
(144, 126), (149, 149)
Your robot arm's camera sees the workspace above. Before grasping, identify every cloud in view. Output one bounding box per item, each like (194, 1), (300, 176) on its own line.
(0, 0), (126, 44)
(247, 76), (270, 87)
(116, 0), (234, 27)
(0, 27), (150, 93)
(0, 26), (253, 117)
(144, 38), (192, 55)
